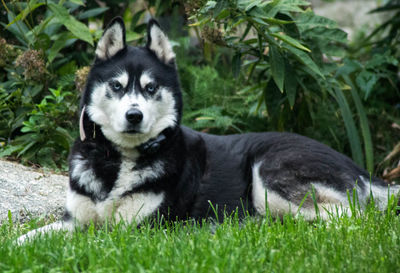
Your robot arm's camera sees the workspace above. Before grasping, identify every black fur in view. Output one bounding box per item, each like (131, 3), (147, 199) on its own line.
(68, 18), (390, 224)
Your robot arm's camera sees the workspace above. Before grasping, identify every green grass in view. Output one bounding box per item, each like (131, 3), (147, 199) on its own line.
(1, 206), (400, 273)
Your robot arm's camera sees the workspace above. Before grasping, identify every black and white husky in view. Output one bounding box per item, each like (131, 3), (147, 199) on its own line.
(18, 18), (399, 242)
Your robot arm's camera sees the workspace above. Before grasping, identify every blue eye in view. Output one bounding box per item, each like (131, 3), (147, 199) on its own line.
(145, 83), (158, 93)
(110, 81), (122, 91)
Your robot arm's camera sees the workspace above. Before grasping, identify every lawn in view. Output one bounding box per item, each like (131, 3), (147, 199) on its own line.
(1, 205), (399, 273)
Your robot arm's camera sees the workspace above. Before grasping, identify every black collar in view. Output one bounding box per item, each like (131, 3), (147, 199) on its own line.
(137, 132), (167, 155)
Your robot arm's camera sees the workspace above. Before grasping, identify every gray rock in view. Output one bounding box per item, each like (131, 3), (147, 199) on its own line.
(0, 159), (68, 223)
(310, 0), (384, 39)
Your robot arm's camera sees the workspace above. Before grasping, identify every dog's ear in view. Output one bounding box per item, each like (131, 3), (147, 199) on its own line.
(146, 19), (175, 65)
(95, 17), (126, 60)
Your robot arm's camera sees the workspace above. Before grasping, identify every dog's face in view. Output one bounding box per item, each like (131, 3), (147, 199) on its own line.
(81, 18), (182, 148)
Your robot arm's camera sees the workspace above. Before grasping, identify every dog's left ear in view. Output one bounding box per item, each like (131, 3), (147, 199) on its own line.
(96, 17), (126, 60)
(146, 19), (175, 65)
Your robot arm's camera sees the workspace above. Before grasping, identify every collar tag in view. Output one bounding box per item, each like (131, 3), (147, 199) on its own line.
(79, 105), (87, 141)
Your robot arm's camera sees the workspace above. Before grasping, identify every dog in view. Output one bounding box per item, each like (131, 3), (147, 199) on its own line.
(18, 17), (399, 243)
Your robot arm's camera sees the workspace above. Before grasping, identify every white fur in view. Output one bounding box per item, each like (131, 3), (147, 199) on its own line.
(114, 192), (164, 223)
(66, 157), (165, 225)
(252, 162), (356, 220)
(251, 162), (267, 215)
(148, 24), (175, 64)
(311, 183), (349, 205)
(16, 221), (74, 245)
(66, 189), (164, 225)
(114, 71), (129, 88)
(359, 176), (400, 210)
(86, 71), (177, 148)
(140, 71), (153, 88)
(95, 22), (124, 60)
(18, 181), (165, 244)
(252, 163), (400, 220)
(70, 155), (104, 198)
(66, 189), (98, 224)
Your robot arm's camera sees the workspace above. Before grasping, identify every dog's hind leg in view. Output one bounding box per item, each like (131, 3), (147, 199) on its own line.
(251, 161), (353, 220)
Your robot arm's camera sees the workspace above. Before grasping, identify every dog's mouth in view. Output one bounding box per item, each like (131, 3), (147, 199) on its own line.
(123, 128), (141, 134)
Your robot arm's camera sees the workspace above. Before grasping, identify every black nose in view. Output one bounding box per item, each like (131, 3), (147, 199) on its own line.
(125, 109), (143, 124)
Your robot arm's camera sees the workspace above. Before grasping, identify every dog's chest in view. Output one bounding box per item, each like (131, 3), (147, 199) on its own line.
(68, 154), (166, 224)
(70, 153), (164, 200)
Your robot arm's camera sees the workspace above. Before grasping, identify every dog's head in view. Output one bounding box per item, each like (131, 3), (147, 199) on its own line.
(81, 17), (182, 149)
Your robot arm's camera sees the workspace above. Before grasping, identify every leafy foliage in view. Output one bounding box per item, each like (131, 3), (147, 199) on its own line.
(0, 87), (78, 169)
(185, 0), (399, 174)
(0, 0), (399, 178)
(0, 0), (107, 169)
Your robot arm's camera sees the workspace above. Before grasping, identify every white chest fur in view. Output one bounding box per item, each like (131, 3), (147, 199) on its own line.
(67, 156), (165, 225)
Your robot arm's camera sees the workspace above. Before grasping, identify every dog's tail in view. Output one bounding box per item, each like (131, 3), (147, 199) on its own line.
(361, 176), (400, 212)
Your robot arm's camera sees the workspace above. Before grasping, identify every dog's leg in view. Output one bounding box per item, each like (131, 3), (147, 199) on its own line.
(251, 161), (354, 220)
(16, 220), (74, 245)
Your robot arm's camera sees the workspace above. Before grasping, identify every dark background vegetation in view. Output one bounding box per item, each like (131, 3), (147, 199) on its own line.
(0, 0), (399, 182)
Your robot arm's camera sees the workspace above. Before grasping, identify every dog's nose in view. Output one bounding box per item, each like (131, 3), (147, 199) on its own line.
(125, 109), (143, 124)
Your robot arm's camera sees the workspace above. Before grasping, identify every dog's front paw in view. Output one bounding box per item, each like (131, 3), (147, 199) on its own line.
(16, 229), (38, 245)
(15, 221), (72, 245)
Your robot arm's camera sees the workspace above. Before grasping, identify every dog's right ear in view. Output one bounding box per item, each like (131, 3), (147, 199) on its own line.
(95, 17), (126, 60)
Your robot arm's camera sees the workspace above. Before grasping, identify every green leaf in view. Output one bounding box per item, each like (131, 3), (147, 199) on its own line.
(212, 1), (229, 18)
(269, 45), (285, 92)
(33, 33), (51, 50)
(271, 32), (310, 52)
(20, 125), (34, 133)
(277, 3), (306, 13)
(331, 88), (364, 168)
(130, 9), (146, 29)
(296, 10), (339, 32)
(284, 62), (297, 108)
(303, 27), (347, 44)
(3, 12), (30, 46)
(216, 9), (230, 20)
(48, 3), (93, 46)
(69, 0), (85, 6)
(37, 147), (58, 169)
(77, 7), (109, 20)
(343, 76), (374, 173)
(283, 44), (324, 79)
(6, 1), (44, 28)
(17, 141), (37, 157)
(48, 32), (74, 63)
(356, 70), (378, 100)
(0, 145), (23, 158)
(238, 0), (269, 11)
(126, 31), (143, 42)
(336, 59), (363, 77)
(232, 53), (242, 78)
(263, 17), (294, 25)
(301, 27), (347, 57)
(264, 79), (281, 116)
(53, 127), (73, 150)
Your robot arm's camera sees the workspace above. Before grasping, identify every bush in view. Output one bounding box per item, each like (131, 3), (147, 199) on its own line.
(0, 0), (399, 179)
(184, 0), (400, 174)
(0, 0), (108, 169)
